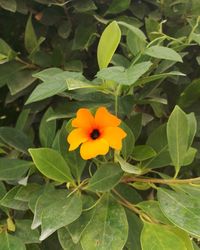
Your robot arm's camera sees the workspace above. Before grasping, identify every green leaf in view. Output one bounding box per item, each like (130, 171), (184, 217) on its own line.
(29, 148), (73, 183)
(0, 61), (26, 88)
(25, 15), (38, 54)
(125, 210), (143, 250)
(178, 79), (200, 108)
(141, 222), (189, 250)
(145, 124), (171, 169)
(187, 113), (197, 147)
(0, 158), (33, 181)
(26, 71), (84, 104)
(137, 200), (170, 224)
(14, 220), (40, 244)
(7, 69), (36, 95)
(0, 127), (33, 154)
(97, 21), (121, 69)
(183, 147), (197, 166)
(40, 194), (82, 240)
(118, 21), (146, 42)
(158, 188), (200, 237)
(87, 163), (123, 192)
(116, 154), (142, 174)
(0, 0), (17, 12)
(121, 122), (135, 159)
(106, 0), (130, 14)
(68, 195), (96, 244)
(81, 194), (128, 250)
(167, 106), (189, 175)
(127, 30), (146, 56)
(126, 113), (142, 140)
(39, 107), (56, 147)
(58, 227), (83, 250)
(132, 145), (156, 161)
(73, 0), (97, 12)
(144, 46), (183, 62)
(0, 232), (25, 250)
(0, 186), (28, 211)
(97, 61), (152, 86)
(15, 109), (30, 131)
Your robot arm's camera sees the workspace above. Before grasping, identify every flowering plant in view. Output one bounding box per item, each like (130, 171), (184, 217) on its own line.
(0, 1), (200, 250)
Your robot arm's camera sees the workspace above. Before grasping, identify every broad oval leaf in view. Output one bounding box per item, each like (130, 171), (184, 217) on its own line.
(81, 194), (128, 250)
(144, 46), (183, 62)
(0, 158), (33, 181)
(158, 188), (200, 237)
(29, 148), (73, 183)
(141, 222), (189, 250)
(87, 163), (123, 192)
(167, 106), (189, 176)
(97, 21), (121, 69)
(116, 154), (142, 174)
(0, 232), (26, 250)
(40, 194), (82, 241)
(25, 15), (38, 54)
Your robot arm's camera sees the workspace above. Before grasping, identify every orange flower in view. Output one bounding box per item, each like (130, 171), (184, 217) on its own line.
(67, 107), (127, 160)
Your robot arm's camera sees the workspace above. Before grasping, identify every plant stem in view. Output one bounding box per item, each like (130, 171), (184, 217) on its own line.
(122, 176), (200, 185)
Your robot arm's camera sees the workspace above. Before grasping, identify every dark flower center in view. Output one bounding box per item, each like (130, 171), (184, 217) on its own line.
(90, 129), (100, 140)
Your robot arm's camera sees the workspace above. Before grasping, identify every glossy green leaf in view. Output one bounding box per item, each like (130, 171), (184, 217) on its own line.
(40, 194), (82, 240)
(141, 223), (189, 250)
(0, 158), (33, 180)
(39, 107), (56, 147)
(25, 15), (38, 54)
(29, 148), (73, 183)
(187, 113), (197, 147)
(81, 194), (128, 250)
(87, 163), (123, 192)
(145, 46), (183, 62)
(167, 106), (189, 175)
(97, 21), (121, 69)
(0, 232), (26, 250)
(158, 188), (200, 237)
(132, 145), (156, 161)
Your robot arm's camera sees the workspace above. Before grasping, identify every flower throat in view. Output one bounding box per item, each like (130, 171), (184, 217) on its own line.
(90, 129), (100, 140)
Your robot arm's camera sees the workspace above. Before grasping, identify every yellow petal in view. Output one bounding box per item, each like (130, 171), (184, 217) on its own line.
(80, 138), (109, 160)
(102, 126), (127, 150)
(67, 128), (88, 151)
(95, 107), (121, 128)
(72, 108), (95, 130)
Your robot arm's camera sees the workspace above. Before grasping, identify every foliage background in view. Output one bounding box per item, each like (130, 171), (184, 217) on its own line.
(0, 0), (200, 249)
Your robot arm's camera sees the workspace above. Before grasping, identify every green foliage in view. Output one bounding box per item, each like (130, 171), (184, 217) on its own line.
(0, 0), (200, 249)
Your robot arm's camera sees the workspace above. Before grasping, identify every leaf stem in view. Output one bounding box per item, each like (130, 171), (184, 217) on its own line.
(122, 176), (200, 185)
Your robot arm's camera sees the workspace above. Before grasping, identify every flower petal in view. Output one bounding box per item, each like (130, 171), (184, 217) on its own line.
(95, 107), (121, 128)
(80, 138), (109, 160)
(103, 126), (127, 150)
(72, 108), (95, 130)
(67, 128), (88, 151)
